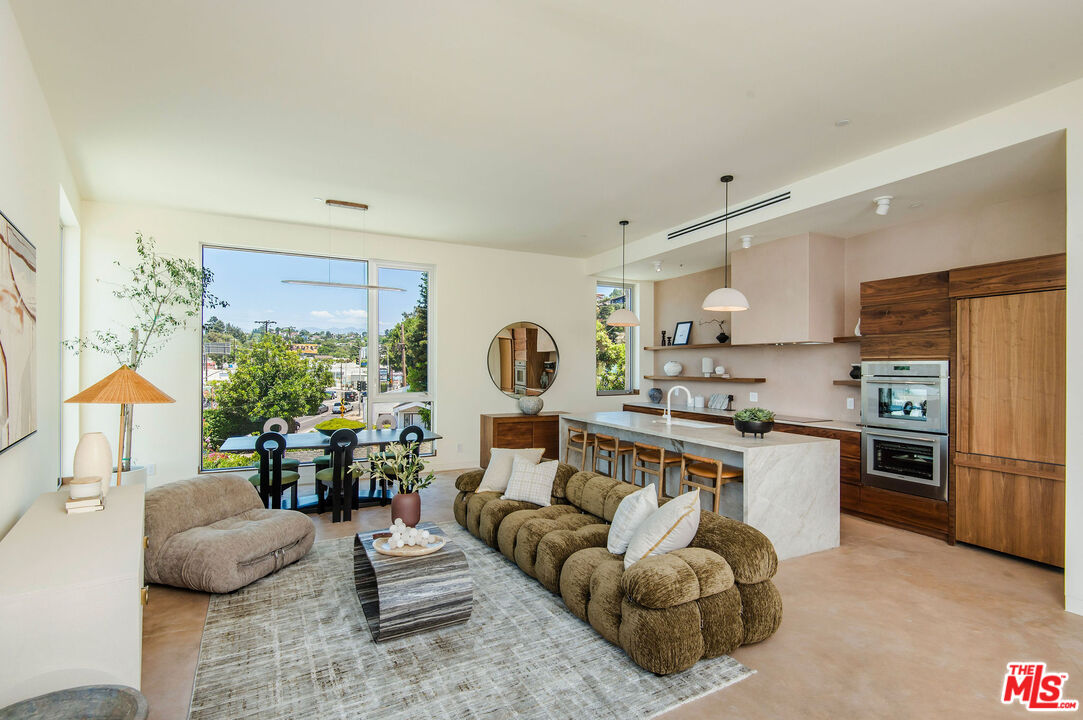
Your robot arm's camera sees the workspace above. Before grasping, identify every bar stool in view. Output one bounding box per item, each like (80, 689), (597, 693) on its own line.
(679, 453), (742, 513)
(564, 425), (596, 471)
(593, 433), (634, 481)
(630, 442), (682, 500)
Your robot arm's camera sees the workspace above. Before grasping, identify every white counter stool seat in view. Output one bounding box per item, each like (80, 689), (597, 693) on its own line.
(564, 425), (596, 470)
(680, 452), (742, 513)
(631, 442), (682, 499)
(593, 433), (634, 481)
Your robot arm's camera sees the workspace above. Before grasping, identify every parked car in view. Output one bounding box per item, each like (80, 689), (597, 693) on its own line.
(317, 404), (329, 414)
(331, 402), (353, 414)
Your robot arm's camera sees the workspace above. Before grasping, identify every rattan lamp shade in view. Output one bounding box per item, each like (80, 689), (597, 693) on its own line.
(65, 365), (174, 405)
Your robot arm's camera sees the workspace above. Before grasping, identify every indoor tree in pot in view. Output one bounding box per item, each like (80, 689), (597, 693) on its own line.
(354, 441), (434, 526)
(65, 233), (226, 473)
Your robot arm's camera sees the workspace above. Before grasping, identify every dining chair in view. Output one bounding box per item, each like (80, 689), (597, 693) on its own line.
(248, 431), (300, 509)
(314, 428), (359, 522)
(261, 418), (300, 472)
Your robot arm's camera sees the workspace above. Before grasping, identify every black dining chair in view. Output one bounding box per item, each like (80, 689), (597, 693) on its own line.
(369, 425), (424, 503)
(314, 428), (359, 522)
(249, 431), (300, 510)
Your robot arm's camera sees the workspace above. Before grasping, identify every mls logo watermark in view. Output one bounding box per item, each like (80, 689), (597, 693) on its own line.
(1002, 663), (1078, 711)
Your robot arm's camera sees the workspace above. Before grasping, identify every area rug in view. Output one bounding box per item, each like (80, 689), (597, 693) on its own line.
(188, 524), (752, 720)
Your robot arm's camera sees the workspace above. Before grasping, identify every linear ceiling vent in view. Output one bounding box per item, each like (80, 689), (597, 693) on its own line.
(668, 191), (791, 241)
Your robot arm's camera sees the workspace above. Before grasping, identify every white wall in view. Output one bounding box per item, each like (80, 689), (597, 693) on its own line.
(0, 0), (80, 537)
(76, 201), (639, 481)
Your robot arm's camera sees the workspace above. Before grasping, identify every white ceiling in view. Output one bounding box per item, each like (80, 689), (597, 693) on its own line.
(624, 132), (1067, 280)
(12, 0), (1083, 256)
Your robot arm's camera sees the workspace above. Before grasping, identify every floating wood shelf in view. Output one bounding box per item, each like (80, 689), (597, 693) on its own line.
(644, 375), (766, 383)
(833, 379), (861, 387)
(643, 343), (733, 351)
(833, 336), (861, 343)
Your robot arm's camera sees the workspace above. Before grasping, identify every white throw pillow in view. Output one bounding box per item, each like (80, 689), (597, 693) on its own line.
(624, 489), (701, 569)
(607, 484), (658, 555)
(478, 448), (545, 493)
(501, 456), (559, 507)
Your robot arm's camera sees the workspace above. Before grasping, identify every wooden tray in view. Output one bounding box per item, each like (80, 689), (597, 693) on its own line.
(373, 535), (447, 557)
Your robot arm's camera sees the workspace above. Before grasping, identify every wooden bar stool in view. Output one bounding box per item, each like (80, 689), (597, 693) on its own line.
(593, 433), (634, 481)
(631, 442), (682, 500)
(564, 425), (596, 471)
(679, 453), (742, 513)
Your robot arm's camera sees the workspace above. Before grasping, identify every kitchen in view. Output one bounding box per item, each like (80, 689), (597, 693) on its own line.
(627, 139), (1066, 567)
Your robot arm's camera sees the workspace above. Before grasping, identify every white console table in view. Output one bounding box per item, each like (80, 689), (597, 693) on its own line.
(0, 485), (145, 706)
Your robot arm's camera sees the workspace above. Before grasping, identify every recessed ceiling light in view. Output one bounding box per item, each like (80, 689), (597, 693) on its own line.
(740, 235), (753, 249)
(873, 195), (893, 216)
(653, 261), (663, 273)
(909, 200), (923, 209)
(835, 119), (851, 127)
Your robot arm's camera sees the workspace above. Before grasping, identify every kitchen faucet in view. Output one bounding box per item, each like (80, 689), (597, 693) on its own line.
(663, 385), (692, 424)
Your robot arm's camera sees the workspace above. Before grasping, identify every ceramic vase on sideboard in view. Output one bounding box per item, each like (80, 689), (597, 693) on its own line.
(73, 432), (112, 496)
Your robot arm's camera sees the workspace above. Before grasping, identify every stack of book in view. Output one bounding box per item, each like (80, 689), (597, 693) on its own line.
(66, 494), (104, 514)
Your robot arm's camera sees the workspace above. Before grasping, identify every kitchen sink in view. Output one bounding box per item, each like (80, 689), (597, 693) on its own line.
(652, 418), (717, 429)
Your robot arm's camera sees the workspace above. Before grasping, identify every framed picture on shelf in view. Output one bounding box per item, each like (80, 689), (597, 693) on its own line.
(672, 321), (692, 346)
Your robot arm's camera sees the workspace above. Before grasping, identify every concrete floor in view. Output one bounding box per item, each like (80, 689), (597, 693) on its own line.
(142, 471), (1082, 720)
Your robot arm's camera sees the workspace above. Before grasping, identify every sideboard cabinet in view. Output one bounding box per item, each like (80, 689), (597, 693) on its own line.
(480, 412), (563, 467)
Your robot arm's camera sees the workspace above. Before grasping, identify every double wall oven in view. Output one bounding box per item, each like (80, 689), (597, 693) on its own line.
(860, 361), (949, 501)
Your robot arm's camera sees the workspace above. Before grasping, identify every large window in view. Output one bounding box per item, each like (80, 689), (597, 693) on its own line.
(595, 282), (635, 394)
(200, 247), (432, 470)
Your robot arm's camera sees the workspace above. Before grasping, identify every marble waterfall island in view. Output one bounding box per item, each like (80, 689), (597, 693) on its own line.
(561, 411), (839, 560)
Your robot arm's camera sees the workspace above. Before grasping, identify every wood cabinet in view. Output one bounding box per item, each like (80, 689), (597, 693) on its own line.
(730, 233), (845, 344)
(952, 256), (1066, 566)
(860, 271), (950, 360)
(480, 412), (563, 468)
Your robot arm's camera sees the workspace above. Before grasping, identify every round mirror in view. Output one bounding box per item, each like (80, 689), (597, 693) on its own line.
(487, 322), (559, 398)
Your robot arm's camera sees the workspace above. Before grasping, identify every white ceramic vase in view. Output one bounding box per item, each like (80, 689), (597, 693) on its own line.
(663, 361), (682, 377)
(73, 432), (112, 497)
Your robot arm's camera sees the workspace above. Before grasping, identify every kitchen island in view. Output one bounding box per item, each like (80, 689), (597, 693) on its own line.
(561, 411), (839, 560)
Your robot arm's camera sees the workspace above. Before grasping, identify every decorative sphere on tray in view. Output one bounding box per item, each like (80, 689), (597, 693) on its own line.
(387, 518), (433, 547)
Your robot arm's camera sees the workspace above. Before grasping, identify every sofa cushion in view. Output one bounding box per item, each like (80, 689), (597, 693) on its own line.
(621, 548), (734, 609)
(478, 497), (543, 548)
(465, 491), (505, 537)
(454, 469), (484, 493)
(495, 505), (580, 561)
(151, 507), (314, 593)
(534, 521), (610, 593)
(690, 510), (778, 584)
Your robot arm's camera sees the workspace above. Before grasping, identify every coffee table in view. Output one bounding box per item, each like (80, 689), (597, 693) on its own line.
(353, 522), (473, 642)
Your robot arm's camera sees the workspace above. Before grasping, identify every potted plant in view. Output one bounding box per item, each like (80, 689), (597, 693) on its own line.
(314, 418), (366, 437)
(65, 233), (226, 475)
(353, 441), (434, 526)
(733, 408), (775, 437)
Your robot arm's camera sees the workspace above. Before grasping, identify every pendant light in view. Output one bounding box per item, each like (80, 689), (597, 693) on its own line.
(702, 175), (750, 312)
(607, 220), (640, 327)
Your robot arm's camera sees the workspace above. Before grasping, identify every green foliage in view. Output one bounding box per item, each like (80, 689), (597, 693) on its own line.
(203, 451), (258, 469)
(734, 407), (775, 422)
(596, 287), (629, 392)
(65, 232), (227, 368)
(382, 274), (428, 392)
(203, 333), (333, 448)
(353, 441), (434, 493)
(315, 418), (366, 431)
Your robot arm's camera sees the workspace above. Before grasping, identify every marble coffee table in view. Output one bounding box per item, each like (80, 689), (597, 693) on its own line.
(353, 521), (473, 641)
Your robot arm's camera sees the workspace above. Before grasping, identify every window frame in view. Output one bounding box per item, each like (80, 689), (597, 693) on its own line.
(595, 281), (637, 396)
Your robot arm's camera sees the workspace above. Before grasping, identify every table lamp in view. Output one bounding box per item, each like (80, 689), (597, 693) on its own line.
(65, 365), (175, 486)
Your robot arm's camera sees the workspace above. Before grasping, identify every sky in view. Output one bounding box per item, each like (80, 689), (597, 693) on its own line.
(202, 247), (424, 334)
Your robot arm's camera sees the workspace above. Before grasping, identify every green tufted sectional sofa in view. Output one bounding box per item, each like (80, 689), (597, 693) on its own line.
(453, 463), (783, 675)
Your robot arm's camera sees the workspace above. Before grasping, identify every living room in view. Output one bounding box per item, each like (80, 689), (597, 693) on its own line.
(1, 2), (1082, 718)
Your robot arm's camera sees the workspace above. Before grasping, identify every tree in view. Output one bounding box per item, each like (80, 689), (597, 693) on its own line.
(596, 287), (628, 391)
(203, 333), (332, 448)
(382, 273), (429, 392)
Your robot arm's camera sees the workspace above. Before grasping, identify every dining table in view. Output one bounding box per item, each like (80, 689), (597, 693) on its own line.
(220, 427), (443, 512)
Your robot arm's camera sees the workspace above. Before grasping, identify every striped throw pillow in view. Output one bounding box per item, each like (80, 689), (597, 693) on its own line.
(624, 489), (700, 569)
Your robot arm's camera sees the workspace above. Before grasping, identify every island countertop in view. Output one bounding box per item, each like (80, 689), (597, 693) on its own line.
(561, 410), (837, 453)
(621, 402), (863, 433)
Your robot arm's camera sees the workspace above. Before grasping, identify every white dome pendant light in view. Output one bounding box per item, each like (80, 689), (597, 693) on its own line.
(607, 220), (640, 327)
(702, 174), (750, 312)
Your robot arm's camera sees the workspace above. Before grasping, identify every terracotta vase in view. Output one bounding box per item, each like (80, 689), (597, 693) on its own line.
(391, 491), (421, 527)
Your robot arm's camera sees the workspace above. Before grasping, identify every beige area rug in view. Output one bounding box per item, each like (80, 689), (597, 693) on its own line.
(189, 524), (752, 719)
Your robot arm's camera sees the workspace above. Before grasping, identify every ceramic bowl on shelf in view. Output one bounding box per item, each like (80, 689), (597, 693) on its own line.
(663, 361), (683, 376)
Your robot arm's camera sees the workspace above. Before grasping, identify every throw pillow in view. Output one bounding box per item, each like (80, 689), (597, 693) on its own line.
(624, 489), (701, 569)
(477, 448), (545, 493)
(607, 484), (658, 555)
(501, 456), (559, 507)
